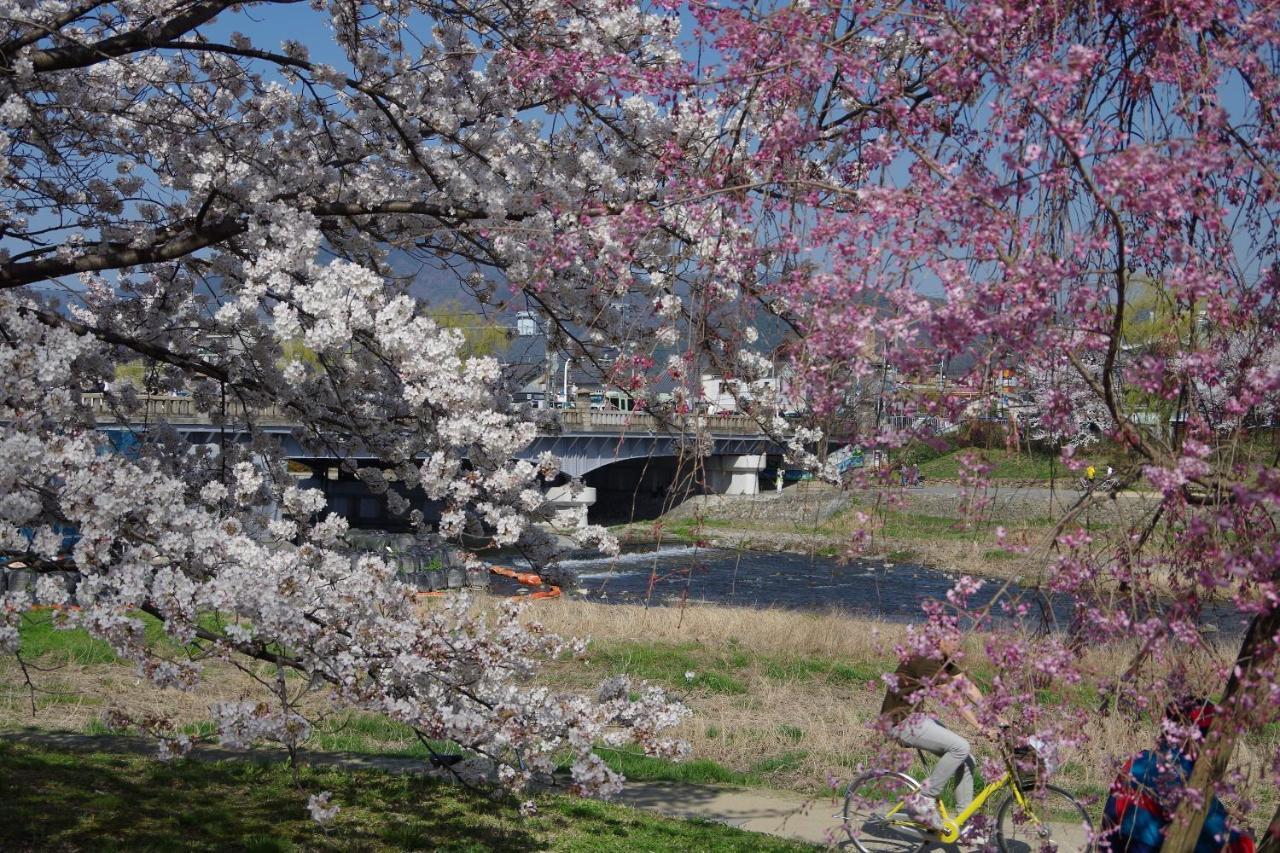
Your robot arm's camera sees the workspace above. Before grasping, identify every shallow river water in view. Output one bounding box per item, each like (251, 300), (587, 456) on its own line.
(568, 546), (986, 613)
(499, 544), (1246, 635)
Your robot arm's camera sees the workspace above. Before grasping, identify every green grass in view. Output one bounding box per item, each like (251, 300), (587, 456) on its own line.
(1034, 683), (1099, 708)
(595, 748), (756, 786)
(0, 741), (816, 852)
(305, 712), (431, 757)
(919, 450), (1065, 481)
(877, 510), (999, 541)
(661, 517), (740, 542)
(80, 706), (752, 791)
(585, 639), (889, 697)
(751, 751), (809, 775)
(18, 611), (118, 665)
(85, 718), (130, 736)
(1247, 720), (1280, 747)
(760, 656), (882, 684)
(145, 712), (458, 762)
(594, 745), (803, 788)
(587, 641), (748, 695)
(777, 725), (804, 743)
(18, 610), (256, 666)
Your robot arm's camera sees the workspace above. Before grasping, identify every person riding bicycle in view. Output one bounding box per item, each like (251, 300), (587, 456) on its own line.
(1101, 696), (1255, 853)
(879, 636), (992, 832)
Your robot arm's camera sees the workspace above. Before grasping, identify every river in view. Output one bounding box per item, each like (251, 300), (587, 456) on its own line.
(502, 544), (1063, 625)
(497, 544), (1246, 635)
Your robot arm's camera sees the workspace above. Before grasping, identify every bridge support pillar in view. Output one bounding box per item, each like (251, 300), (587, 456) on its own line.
(544, 484), (597, 528)
(706, 453), (765, 496)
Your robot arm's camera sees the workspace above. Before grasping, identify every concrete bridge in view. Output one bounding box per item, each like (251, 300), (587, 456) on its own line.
(83, 394), (776, 527)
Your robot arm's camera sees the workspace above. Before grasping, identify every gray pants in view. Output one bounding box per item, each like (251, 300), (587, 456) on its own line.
(890, 717), (975, 809)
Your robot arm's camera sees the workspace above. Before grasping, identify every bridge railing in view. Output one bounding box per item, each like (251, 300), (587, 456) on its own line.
(79, 393), (766, 436)
(80, 393), (295, 426)
(555, 409), (762, 435)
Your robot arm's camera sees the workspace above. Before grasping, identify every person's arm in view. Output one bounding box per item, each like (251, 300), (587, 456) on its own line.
(956, 672), (984, 706)
(954, 672), (1005, 733)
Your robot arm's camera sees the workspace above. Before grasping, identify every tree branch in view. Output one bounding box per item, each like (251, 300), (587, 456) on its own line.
(0, 217), (246, 288)
(13, 0), (300, 74)
(0, 202), (503, 289)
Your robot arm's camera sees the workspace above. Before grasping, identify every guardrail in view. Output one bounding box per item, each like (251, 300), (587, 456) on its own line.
(79, 394), (767, 437)
(555, 409), (761, 435)
(80, 393), (295, 427)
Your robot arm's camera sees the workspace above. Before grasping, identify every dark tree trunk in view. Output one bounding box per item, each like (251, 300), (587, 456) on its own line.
(1164, 604), (1280, 851)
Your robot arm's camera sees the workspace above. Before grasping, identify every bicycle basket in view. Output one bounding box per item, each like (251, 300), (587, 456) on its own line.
(1012, 737), (1059, 789)
(1012, 745), (1046, 789)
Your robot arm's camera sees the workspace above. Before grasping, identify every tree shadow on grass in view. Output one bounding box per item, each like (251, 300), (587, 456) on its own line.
(0, 741), (541, 852)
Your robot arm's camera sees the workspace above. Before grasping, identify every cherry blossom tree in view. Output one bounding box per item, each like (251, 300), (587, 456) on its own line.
(1021, 346), (1114, 451)
(0, 0), (705, 802)
(630, 1), (1280, 845)
(4, 0), (1280, 844)
(510, 0), (1278, 844)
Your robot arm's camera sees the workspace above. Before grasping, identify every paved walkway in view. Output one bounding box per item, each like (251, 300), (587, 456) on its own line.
(613, 781), (1094, 851)
(1, 730), (1092, 850)
(613, 780), (843, 847)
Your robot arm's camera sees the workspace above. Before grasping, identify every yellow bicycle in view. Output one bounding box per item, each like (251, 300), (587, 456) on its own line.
(841, 739), (1094, 851)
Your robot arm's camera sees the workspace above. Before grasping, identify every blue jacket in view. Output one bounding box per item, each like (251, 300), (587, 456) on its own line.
(1101, 747), (1253, 853)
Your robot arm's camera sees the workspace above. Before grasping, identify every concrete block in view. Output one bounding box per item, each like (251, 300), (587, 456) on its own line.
(5, 569), (36, 594)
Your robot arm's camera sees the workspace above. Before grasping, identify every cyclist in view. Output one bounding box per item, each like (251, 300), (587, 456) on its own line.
(879, 636), (992, 832)
(1101, 696), (1255, 853)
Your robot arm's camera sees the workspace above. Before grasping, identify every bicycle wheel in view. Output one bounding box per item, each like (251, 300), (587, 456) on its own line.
(841, 769), (927, 852)
(995, 784), (1094, 852)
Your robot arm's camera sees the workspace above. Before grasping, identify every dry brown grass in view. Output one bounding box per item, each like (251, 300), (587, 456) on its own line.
(0, 656), (275, 734)
(530, 597), (905, 661)
(529, 599), (1276, 830)
(528, 599), (896, 793)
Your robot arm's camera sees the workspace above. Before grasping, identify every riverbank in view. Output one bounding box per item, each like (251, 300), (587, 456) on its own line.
(611, 481), (1161, 584)
(532, 601), (1269, 805)
(3, 599), (1273, 839)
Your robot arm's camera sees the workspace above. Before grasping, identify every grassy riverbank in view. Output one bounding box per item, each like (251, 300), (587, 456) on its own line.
(612, 474), (1162, 584)
(5, 601), (1273, 837)
(0, 740), (813, 852)
(614, 484), (1056, 582)
(917, 448), (1067, 482)
(532, 602), (1273, 819)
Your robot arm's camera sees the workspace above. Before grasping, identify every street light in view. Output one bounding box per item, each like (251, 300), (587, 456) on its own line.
(562, 357), (571, 409)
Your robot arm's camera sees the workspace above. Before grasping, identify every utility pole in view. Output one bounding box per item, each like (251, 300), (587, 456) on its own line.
(544, 347), (558, 410)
